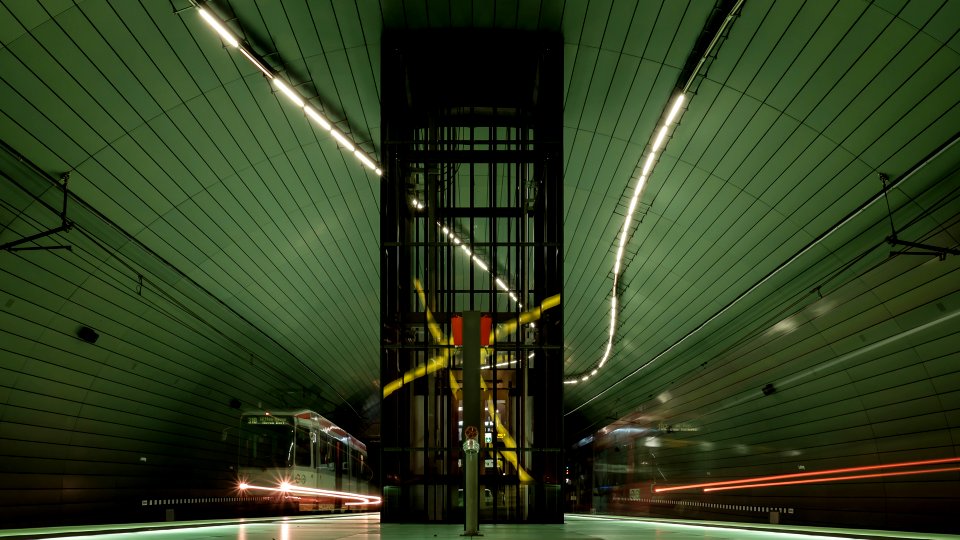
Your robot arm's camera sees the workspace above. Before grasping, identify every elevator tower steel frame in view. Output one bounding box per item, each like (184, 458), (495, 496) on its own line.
(380, 30), (563, 523)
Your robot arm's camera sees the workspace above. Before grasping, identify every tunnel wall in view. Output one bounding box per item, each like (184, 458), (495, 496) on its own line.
(575, 213), (960, 533)
(0, 158), (293, 527)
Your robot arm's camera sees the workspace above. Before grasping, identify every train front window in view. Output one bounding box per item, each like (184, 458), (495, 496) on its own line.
(294, 425), (312, 468)
(239, 415), (294, 469)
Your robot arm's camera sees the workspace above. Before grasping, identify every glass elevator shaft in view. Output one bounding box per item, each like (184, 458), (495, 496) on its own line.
(380, 30), (563, 523)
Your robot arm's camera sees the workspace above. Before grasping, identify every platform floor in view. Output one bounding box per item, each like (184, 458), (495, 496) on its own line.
(1, 514), (958, 540)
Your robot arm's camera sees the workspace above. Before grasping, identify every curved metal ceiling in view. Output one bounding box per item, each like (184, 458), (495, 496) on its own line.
(1, 0), (958, 441)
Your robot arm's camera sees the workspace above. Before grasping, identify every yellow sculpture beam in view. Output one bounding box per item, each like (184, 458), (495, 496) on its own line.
(381, 279), (559, 484)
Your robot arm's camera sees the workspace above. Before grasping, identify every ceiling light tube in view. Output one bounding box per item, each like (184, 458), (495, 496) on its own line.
(651, 125), (669, 152)
(641, 152), (657, 177)
(304, 106), (332, 130)
(473, 257), (488, 272)
(330, 129), (355, 152)
(354, 149), (378, 171)
(461, 244), (472, 256)
(442, 226), (450, 235)
(198, 8), (239, 48)
(633, 175), (647, 196)
(273, 78), (305, 108)
(580, 95), (689, 386)
(495, 278), (508, 291)
(665, 94), (686, 125)
(239, 48), (273, 78)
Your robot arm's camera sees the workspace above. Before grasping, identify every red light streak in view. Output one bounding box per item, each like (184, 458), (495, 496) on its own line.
(653, 456), (960, 493)
(703, 466), (960, 492)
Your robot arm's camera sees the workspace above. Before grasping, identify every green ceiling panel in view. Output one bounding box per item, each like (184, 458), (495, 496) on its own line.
(746, 1), (837, 103)
(577, 50), (619, 132)
(712, 102), (781, 184)
(696, 94), (763, 175)
(766, 3), (867, 113)
(578, 0), (610, 50)
(725, 2), (797, 94)
(678, 80), (737, 164)
(898, 0), (945, 30)
(283, 4), (329, 59)
(493, 0), (519, 29)
(600, 1), (636, 52)
(925, 0), (960, 45)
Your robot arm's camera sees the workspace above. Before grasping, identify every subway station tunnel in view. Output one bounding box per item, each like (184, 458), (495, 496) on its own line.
(1, 0), (959, 538)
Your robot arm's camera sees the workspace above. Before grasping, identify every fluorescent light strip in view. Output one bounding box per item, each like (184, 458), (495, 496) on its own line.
(330, 129), (355, 152)
(437, 222), (525, 311)
(304, 106), (331, 130)
(273, 78), (304, 107)
(239, 48), (273, 78)
(198, 8), (238, 48)
(195, 5), (382, 175)
(472, 256), (489, 272)
(566, 93), (686, 385)
(354, 149), (379, 173)
(481, 359), (518, 370)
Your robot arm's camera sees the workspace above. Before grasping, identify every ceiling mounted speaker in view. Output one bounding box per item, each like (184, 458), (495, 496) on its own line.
(77, 326), (99, 344)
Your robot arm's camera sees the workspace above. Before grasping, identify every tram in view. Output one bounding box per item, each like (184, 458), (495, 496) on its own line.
(236, 409), (379, 511)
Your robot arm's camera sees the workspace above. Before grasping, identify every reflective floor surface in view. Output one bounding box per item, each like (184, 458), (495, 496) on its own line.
(1, 514), (958, 540)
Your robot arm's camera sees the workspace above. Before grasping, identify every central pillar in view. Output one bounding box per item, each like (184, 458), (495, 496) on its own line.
(380, 29), (563, 523)
(462, 311), (481, 535)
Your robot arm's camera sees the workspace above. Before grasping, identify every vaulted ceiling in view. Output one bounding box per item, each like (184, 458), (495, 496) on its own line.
(2, 0), (958, 441)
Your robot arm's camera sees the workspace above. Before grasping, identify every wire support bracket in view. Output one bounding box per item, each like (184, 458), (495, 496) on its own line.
(880, 172), (957, 261)
(1, 172), (73, 252)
